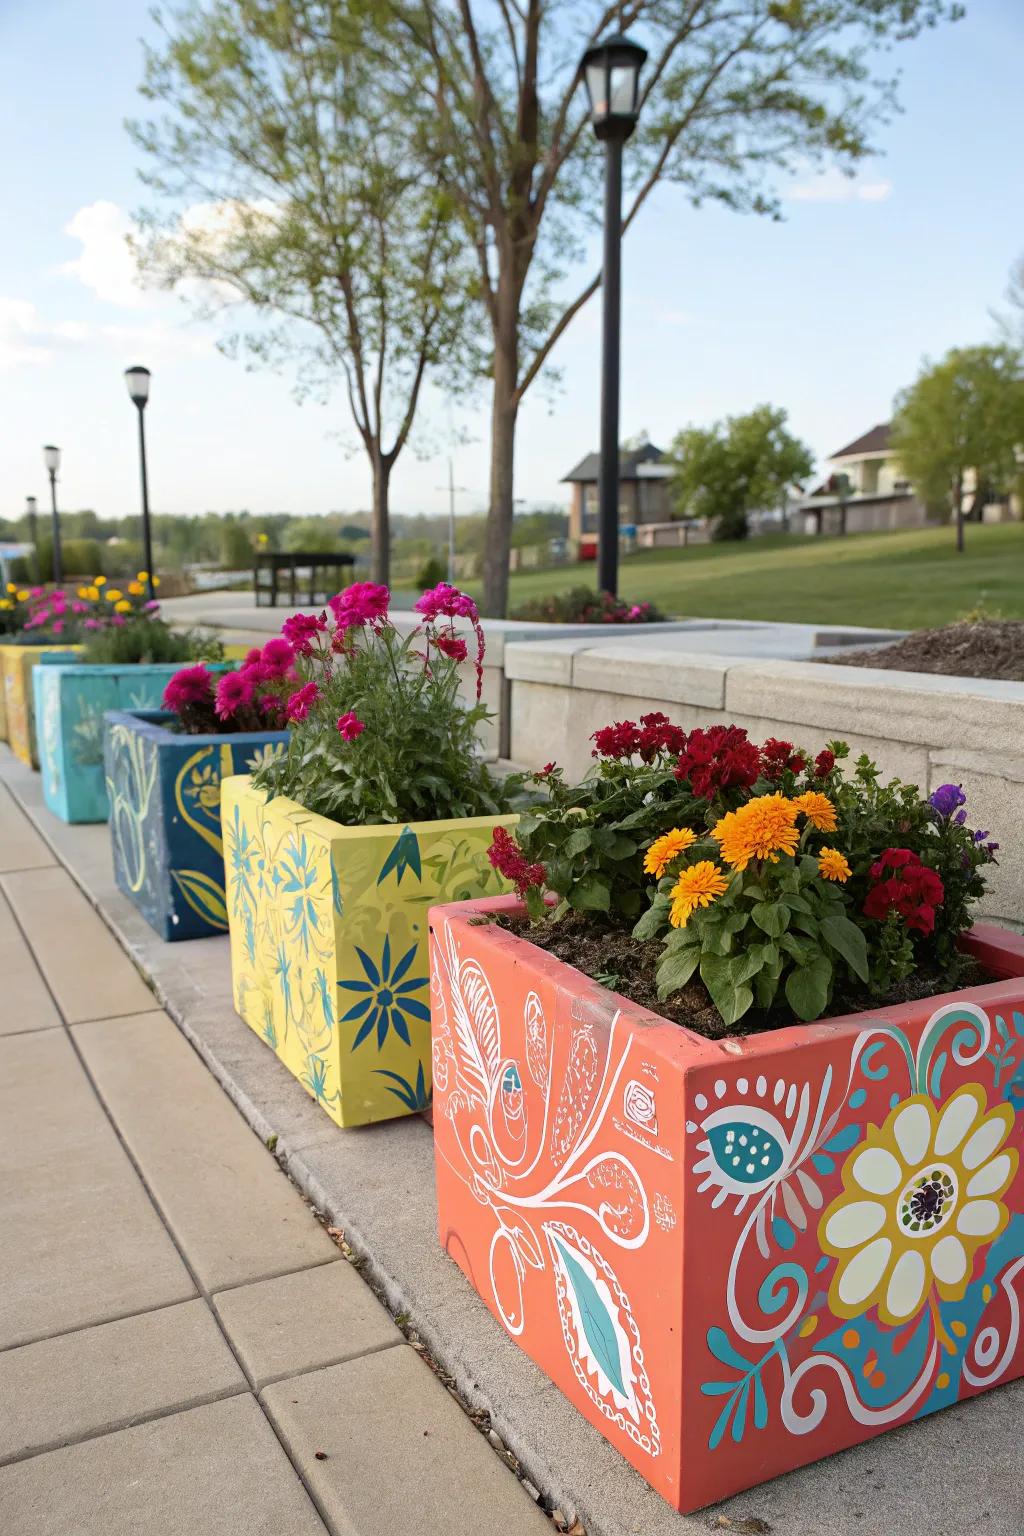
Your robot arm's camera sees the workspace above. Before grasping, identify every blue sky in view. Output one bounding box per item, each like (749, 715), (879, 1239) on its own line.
(1, 0), (1022, 523)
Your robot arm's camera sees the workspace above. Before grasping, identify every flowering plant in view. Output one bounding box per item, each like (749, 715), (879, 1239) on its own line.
(492, 723), (996, 1030)
(190, 580), (516, 824)
(3, 573), (162, 644)
(509, 586), (664, 625)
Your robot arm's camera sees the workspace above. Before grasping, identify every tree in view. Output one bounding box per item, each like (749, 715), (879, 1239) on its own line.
(669, 405), (813, 540)
(890, 345), (1024, 553)
(219, 518), (255, 568)
(130, 0), (478, 584)
(371, 0), (960, 613)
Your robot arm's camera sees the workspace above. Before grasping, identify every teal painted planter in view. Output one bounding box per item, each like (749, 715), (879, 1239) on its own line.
(103, 709), (288, 941)
(35, 662), (230, 824)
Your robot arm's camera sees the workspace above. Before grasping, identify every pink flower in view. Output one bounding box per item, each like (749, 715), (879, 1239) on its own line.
(285, 681), (319, 721)
(434, 632), (468, 663)
(282, 611), (328, 656)
(144, 599), (161, 613)
(336, 711), (365, 742)
(164, 664), (215, 713)
(84, 618), (102, 630)
(245, 647), (262, 666)
(215, 670), (254, 720)
(71, 601), (88, 615)
(328, 582), (390, 629)
(51, 619), (64, 634)
(414, 582), (478, 623)
(260, 637), (296, 678)
(111, 613), (126, 626)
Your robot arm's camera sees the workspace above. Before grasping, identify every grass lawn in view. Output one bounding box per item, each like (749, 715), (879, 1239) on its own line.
(491, 522), (1024, 629)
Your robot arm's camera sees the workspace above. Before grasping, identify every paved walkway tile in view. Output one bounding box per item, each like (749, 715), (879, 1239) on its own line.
(0, 888), (60, 1036)
(0, 1394), (328, 1536)
(0, 865), (154, 1023)
(0, 781), (55, 872)
(0, 1030), (195, 1349)
(73, 1010), (338, 1291)
(262, 1346), (552, 1535)
(0, 1298), (245, 1465)
(213, 1259), (402, 1389)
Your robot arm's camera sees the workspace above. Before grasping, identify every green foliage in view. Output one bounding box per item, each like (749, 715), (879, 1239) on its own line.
(79, 619), (221, 666)
(10, 539), (104, 583)
(415, 556), (448, 590)
(669, 406), (814, 540)
(219, 520), (254, 569)
(891, 344), (1024, 524)
(509, 587), (664, 624)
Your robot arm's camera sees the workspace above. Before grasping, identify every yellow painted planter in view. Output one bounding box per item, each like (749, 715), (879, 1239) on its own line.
(0, 644), (81, 765)
(222, 775), (515, 1128)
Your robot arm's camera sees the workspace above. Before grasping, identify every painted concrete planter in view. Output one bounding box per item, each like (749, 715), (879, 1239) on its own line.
(0, 644), (81, 766)
(104, 710), (289, 942)
(222, 773), (516, 1129)
(36, 662), (225, 824)
(429, 901), (1024, 1513)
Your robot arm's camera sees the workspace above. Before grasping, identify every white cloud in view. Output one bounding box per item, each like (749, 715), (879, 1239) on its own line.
(0, 298), (85, 371)
(60, 200), (151, 308)
(0, 293), (212, 372)
(786, 167), (893, 204)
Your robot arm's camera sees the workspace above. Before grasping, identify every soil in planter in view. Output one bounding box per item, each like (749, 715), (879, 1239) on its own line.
(829, 619), (1024, 681)
(495, 910), (989, 1041)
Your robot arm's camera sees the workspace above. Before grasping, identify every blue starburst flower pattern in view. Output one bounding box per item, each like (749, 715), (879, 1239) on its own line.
(338, 935), (430, 1051)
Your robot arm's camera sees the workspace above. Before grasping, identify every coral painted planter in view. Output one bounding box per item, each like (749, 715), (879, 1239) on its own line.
(222, 774), (516, 1129)
(103, 710), (288, 942)
(36, 662), (232, 824)
(429, 902), (1024, 1513)
(0, 644), (81, 766)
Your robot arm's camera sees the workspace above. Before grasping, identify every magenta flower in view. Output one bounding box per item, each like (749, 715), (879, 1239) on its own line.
(51, 618), (64, 634)
(414, 581), (478, 623)
(285, 681), (319, 721)
(111, 613), (126, 626)
(434, 632), (468, 663)
(336, 711), (366, 742)
(328, 581), (390, 629)
(260, 637), (296, 678)
(84, 618), (102, 630)
(164, 664), (215, 713)
(215, 669), (254, 720)
(282, 611), (328, 655)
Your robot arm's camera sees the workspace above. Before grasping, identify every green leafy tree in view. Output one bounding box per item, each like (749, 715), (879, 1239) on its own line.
(890, 344), (1024, 552)
(669, 406), (813, 540)
(369, 0), (960, 612)
(130, 0), (479, 585)
(219, 519), (254, 569)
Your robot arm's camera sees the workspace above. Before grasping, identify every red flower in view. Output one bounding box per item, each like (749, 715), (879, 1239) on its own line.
(336, 711), (365, 741)
(285, 681), (320, 721)
(863, 848), (944, 933)
(487, 826), (545, 897)
(674, 724), (761, 799)
(435, 632), (468, 663)
(814, 749), (836, 777)
(637, 711), (687, 761)
(761, 737), (806, 779)
(592, 720), (642, 759)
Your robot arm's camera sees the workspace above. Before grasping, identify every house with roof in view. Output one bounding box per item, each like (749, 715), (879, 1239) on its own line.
(797, 423), (927, 535)
(562, 442), (676, 554)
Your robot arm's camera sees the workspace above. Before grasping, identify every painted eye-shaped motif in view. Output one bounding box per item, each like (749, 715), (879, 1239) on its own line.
(693, 1105), (792, 1208)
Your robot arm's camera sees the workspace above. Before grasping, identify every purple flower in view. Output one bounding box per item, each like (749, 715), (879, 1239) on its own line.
(929, 783), (966, 819)
(973, 828), (990, 843)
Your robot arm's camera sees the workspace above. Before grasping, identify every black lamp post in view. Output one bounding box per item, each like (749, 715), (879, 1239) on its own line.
(42, 445), (63, 584)
(25, 495), (39, 581)
(579, 31), (647, 598)
(124, 365), (155, 600)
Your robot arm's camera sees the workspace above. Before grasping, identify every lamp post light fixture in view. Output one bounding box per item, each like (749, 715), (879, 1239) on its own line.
(124, 365), (155, 600)
(579, 31), (647, 599)
(42, 445), (63, 585)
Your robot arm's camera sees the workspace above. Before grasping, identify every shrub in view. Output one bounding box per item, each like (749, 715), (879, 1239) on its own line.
(509, 586), (664, 624)
(496, 727), (995, 1029)
(415, 555), (448, 589)
(79, 617), (220, 666)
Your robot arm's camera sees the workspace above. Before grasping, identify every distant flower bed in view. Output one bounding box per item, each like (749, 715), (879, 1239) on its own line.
(490, 723), (997, 1036)
(509, 586), (664, 624)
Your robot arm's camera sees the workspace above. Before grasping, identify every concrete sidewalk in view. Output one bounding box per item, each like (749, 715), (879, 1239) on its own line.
(0, 778), (548, 1536)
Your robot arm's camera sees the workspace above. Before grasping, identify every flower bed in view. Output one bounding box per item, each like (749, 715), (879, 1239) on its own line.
(217, 580), (521, 1126)
(429, 718), (1012, 1510)
(104, 708), (288, 940)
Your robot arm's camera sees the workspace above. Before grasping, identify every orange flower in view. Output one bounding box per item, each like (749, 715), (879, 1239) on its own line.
(793, 790), (837, 832)
(712, 793), (800, 871)
(669, 861), (730, 927)
(818, 847), (851, 883)
(643, 827), (697, 878)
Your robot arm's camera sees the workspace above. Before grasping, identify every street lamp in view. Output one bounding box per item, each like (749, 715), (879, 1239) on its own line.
(124, 365), (155, 599)
(25, 496), (39, 580)
(579, 31), (647, 598)
(42, 445), (63, 584)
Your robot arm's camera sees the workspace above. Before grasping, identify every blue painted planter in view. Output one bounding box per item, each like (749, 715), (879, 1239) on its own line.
(103, 709), (289, 941)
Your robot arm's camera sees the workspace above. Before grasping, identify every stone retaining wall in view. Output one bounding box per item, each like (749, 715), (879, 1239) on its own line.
(505, 642), (1024, 927)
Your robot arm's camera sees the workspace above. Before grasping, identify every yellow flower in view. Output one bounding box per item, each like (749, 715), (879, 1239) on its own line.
(77, 585), (90, 599)
(16, 588), (30, 601)
(643, 827), (697, 878)
(94, 574), (106, 586)
(153, 576), (161, 587)
(668, 861), (730, 928)
(818, 847), (851, 883)
(793, 790), (837, 832)
(820, 1086), (1016, 1326)
(0, 599), (12, 610)
(137, 570), (149, 582)
(127, 581), (142, 595)
(85, 585), (100, 601)
(6, 581), (16, 593)
(114, 599), (132, 613)
(712, 793), (800, 871)
(104, 588), (124, 602)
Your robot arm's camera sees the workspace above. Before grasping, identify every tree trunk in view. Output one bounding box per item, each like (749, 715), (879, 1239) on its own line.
(370, 449), (391, 585)
(954, 472), (964, 554)
(482, 303), (519, 618)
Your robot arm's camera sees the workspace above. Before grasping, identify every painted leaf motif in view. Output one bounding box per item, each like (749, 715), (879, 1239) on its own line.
(377, 826), (422, 886)
(524, 990), (549, 1089)
(449, 947), (500, 1104)
(553, 1235), (627, 1399)
(171, 868), (228, 929)
(493, 1205), (544, 1271)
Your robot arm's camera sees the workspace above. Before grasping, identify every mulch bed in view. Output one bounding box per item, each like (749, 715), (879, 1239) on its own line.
(832, 619), (1024, 681)
(497, 910), (984, 1041)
